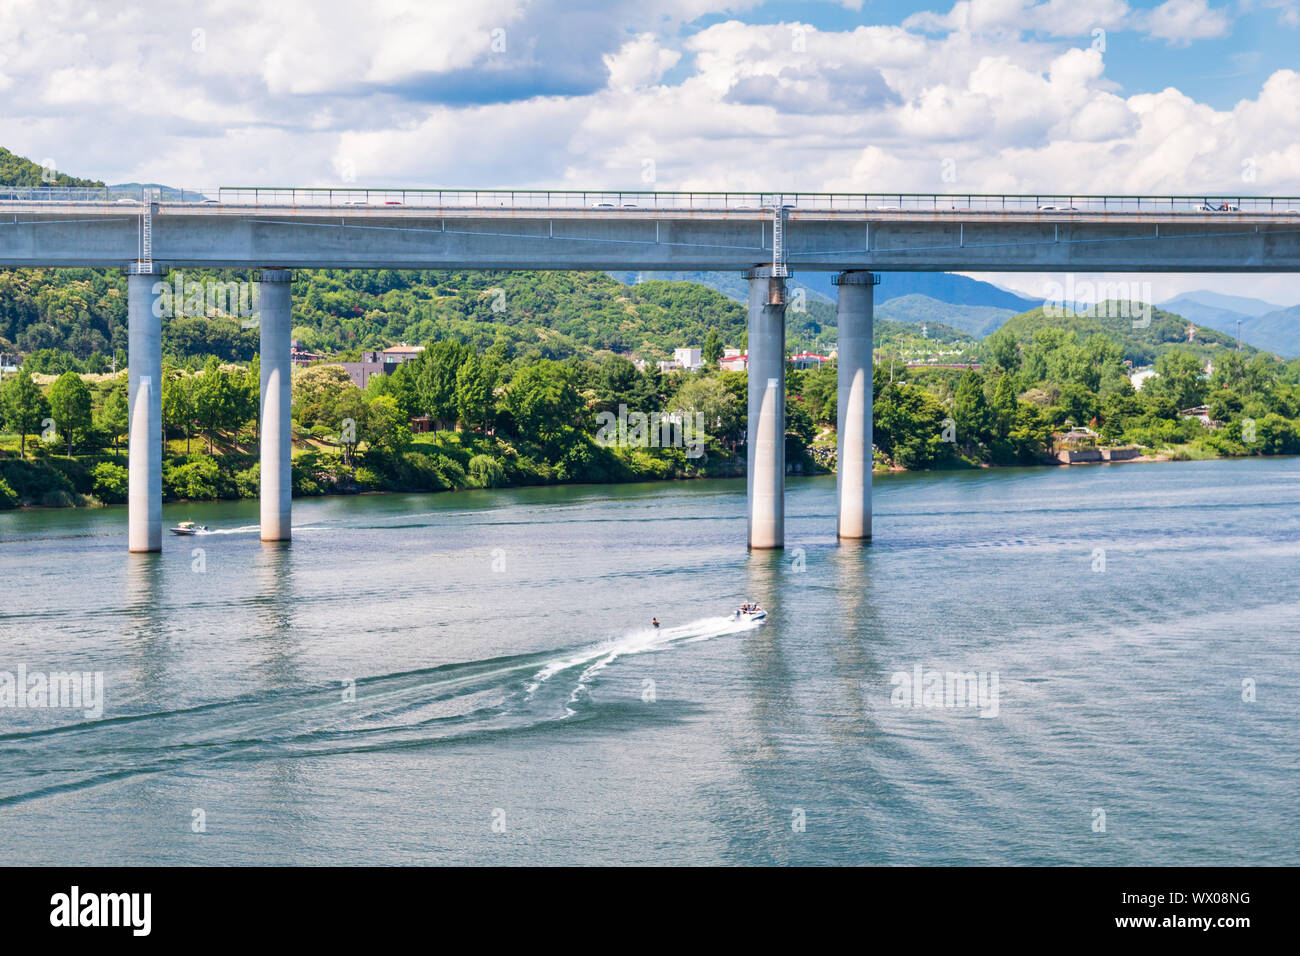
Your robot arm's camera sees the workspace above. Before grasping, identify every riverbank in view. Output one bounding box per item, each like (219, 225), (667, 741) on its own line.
(1, 435), (1291, 510)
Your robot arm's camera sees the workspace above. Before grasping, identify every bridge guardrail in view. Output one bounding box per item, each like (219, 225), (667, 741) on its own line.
(2, 186), (1299, 214)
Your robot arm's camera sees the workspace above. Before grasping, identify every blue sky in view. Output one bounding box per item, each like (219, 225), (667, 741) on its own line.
(0, 0), (1297, 298)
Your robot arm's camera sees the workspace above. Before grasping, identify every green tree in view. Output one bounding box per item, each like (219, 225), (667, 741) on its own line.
(163, 372), (196, 454)
(47, 371), (92, 456)
(98, 382), (129, 452)
(1, 368), (49, 457)
(334, 387), (370, 466)
(1150, 350), (1207, 411)
(366, 393), (411, 452)
(502, 360), (582, 452)
(703, 329), (723, 367)
(192, 357), (236, 453)
(455, 354), (497, 434)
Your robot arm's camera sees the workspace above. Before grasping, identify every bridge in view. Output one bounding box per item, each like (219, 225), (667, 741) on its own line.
(4, 186), (1300, 551)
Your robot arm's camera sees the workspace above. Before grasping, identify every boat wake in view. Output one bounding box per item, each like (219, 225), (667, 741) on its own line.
(0, 615), (757, 808)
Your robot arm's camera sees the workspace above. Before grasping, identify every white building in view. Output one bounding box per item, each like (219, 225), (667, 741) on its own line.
(1129, 367), (1159, 391)
(673, 347), (704, 371)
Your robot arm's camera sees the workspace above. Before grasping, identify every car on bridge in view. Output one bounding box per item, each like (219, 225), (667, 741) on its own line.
(1196, 202), (1240, 212)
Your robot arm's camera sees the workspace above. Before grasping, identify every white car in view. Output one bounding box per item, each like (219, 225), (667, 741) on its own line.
(1196, 202), (1239, 212)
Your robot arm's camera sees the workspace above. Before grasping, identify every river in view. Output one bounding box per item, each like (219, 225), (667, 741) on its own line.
(0, 458), (1296, 864)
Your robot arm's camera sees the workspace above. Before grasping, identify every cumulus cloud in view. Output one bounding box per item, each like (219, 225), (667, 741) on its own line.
(0, 0), (1293, 203)
(1142, 0), (1233, 44)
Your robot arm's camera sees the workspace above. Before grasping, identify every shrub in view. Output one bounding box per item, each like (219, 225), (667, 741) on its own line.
(164, 455), (228, 500)
(467, 454), (506, 488)
(91, 461), (129, 504)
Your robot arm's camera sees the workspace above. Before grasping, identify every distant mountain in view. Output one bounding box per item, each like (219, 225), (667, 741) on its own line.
(611, 269), (1039, 338)
(1160, 290), (1285, 319)
(1242, 306), (1300, 358)
(876, 294), (1015, 338)
(1156, 292), (1300, 357)
(608, 271), (832, 305)
(799, 271), (1041, 314)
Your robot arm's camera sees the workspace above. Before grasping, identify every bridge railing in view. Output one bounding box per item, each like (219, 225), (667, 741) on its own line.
(3, 186), (1300, 213)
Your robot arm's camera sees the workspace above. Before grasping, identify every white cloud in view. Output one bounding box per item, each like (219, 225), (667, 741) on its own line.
(1142, 0), (1233, 44)
(0, 0), (1294, 204)
(1263, 0), (1300, 27)
(603, 35), (682, 91)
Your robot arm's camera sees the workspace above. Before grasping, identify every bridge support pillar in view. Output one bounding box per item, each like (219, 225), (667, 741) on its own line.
(259, 269), (293, 542)
(127, 265), (164, 552)
(834, 271), (879, 540)
(746, 266), (786, 549)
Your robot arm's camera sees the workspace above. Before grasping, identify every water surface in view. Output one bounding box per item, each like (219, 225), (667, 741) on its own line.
(0, 458), (1296, 864)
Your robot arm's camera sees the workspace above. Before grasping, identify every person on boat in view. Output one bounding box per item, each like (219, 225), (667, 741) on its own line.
(651, 617), (660, 629)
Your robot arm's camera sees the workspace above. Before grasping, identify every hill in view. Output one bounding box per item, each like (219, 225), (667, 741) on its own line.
(876, 293), (1015, 338)
(995, 303), (1252, 366)
(0, 147), (102, 188)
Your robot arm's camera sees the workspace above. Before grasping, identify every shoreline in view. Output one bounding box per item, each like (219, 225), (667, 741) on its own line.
(2, 446), (1290, 512)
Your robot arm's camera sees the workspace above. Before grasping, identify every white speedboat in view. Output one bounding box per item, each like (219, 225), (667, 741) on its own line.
(169, 521), (208, 536)
(733, 604), (767, 622)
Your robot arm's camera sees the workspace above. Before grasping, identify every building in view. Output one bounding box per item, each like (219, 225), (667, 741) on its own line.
(1129, 367), (1159, 391)
(719, 349), (747, 372)
(340, 344), (425, 388)
(789, 352), (832, 369)
(1178, 405), (1223, 429)
(673, 347), (704, 371)
(289, 340), (320, 368)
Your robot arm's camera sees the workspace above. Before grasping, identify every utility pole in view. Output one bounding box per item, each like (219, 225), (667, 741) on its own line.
(1236, 318), (1242, 351)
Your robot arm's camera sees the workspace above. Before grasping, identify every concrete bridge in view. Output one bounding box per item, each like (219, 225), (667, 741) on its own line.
(3, 186), (1299, 551)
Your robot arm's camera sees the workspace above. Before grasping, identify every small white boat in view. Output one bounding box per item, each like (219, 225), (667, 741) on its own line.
(169, 521), (208, 536)
(733, 604), (767, 622)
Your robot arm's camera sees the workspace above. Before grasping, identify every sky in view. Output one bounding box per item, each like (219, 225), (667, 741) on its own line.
(1, 0), (1298, 302)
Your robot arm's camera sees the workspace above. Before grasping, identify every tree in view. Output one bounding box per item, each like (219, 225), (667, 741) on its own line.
(703, 329), (723, 367)
(192, 357), (236, 453)
(502, 360), (582, 452)
(163, 372), (196, 454)
(417, 340), (471, 427)
(455, 354), (497, 434)
(1, 368), (49, 457)
(952, 370), (992, 449)
(47, 371), (92, 456)
(991, 373), (1017, 440)
(671, 374), (742, 446)
(365, 393), (410, 452)
(99, 383), (129, 452)
(291, 364), (354, 430)
(333, 387), (369, 466)
(800, 363), (837, 424)
(1151, 349), (1207, 411)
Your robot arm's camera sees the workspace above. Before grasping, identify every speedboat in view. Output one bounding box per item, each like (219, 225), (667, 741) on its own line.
(733, 604), (767, 622)
(169, 521), (208, 536)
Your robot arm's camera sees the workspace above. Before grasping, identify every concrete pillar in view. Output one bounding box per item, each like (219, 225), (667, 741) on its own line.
(746, 266), (787, 550)
(259, 269), (293, 541)
(834, 271), (879, 539)
(127, 266), (165, 552)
